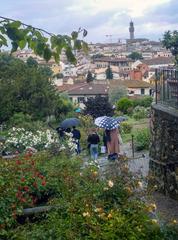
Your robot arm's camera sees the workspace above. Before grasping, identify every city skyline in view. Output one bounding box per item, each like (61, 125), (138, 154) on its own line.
(0, 0), (177, 43)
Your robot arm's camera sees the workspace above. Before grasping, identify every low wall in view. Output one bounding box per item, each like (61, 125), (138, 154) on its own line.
(150, 103), (178, 200)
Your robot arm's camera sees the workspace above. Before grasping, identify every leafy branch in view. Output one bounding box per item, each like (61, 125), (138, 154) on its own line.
(0, 16), (88, 63)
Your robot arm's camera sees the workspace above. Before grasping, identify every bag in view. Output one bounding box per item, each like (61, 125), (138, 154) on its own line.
(118, 134), (123, 145)
(100, 145), (106, 154)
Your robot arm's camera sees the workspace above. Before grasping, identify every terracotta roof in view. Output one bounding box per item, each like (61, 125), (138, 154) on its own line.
(142, 57), (174, 65)
(66, 83), (109, 95)
(110, 80), (151, 88)
(56, 83), (87, 92)
(94, 57), (132, 62)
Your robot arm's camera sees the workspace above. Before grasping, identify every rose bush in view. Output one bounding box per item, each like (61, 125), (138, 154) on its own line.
(1, 153), (178, 239)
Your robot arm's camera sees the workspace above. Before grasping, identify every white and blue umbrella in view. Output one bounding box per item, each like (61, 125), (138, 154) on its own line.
(94, 116), (119, 130)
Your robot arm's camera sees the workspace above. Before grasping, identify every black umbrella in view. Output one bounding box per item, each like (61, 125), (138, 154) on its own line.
(94, 116), (119, 130)
(60, 118), (80, 129)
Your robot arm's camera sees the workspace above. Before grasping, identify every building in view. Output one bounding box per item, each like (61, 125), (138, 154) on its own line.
(93, 57), (133, 68)
(110, 80), (152, 97)
(58, 83), (109, 108)
(129, 21), (134, 40)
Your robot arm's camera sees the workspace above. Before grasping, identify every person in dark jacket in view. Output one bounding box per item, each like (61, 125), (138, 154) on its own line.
(87, 128), (100, 160)
(72, 126), (81, 154)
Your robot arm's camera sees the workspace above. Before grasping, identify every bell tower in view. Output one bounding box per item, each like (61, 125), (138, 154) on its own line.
(129, 21), (134, 40)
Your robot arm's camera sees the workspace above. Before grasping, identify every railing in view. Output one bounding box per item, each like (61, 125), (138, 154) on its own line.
(155, 69), (178, 108)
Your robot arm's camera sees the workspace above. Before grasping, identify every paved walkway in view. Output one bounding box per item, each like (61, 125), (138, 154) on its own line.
(88, 142), (178, 223)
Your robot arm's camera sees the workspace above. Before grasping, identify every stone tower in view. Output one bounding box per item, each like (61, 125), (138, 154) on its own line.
(129, 21), (134, 40)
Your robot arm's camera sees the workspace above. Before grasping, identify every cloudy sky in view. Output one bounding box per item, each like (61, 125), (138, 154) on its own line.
(1, 0), (177, 43)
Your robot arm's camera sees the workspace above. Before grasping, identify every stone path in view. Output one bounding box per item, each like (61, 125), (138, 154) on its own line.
(92, 141), (178, 223)
(95, 142), (150, 177)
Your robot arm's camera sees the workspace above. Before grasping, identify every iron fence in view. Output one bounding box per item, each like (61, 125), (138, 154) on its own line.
(155, 69), (178, 108)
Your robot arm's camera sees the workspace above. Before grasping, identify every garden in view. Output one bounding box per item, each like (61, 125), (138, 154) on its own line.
(0, 102), (178, 239)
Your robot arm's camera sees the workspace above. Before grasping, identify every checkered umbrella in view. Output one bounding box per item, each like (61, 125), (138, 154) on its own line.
(94, 116), (119, 130)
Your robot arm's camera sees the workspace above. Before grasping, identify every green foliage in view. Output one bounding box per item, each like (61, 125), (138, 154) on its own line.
(132, 96), (153, 108)
(84, 96), (114, 118)
(133, 106), (149, 120)
(120, 121), (132, 134)
(0, 16), (88, 63)
(109, 84), (127, 104)
(162, 30), (178, 64)
(1, 153), (178, 239)
(54, 73), (64, 79)
(26, 56), (38, 68)
(116, 97), (133, 114)
(0, 54), (73, 123)
(128, 51), (143, 60)
(86, 70), (93, 83)
(7, 112), (45, 131)
(105, 65), (113, 80)
(134, 128), (150, 151)
(54, 95), (74, 121)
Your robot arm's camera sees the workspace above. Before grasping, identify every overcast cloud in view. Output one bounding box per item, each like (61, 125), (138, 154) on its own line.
(0, 0), (176, 43)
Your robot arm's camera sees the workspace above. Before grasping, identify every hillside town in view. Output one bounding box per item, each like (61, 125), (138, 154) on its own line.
(12, 21), (174, 109)
(1, 0), (178, 237)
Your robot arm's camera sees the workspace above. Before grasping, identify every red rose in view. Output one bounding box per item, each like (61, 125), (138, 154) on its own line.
(21, 177), (25, 182)
(42, 180), (46, 186)
(33, 182), (37, 188)
(24, 186), (29, 192)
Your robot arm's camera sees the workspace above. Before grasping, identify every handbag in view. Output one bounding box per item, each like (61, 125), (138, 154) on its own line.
(100, 145), (106, 154)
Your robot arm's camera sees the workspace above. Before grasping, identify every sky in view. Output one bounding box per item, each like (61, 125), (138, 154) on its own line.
(0, 0), (177, 43)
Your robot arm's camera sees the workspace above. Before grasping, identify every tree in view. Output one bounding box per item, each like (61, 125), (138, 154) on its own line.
(83, 95), (114, 118)
(116, 97), (133, 114)
(26, 57), (38, 68)
(0, 53), (72, 122)
(86, 70), (93, 83)
(162, 30), (178, 65)
(54, 94), (74, 121)
(109, 84), (127, 104)
(105, 65), (113, 80)
(0, 16), (88, 63)
(128, 52), (143, 61)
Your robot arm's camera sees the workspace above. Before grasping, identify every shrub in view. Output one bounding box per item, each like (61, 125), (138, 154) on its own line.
(134, 128), (150, 151)
(120, 122), (132, 134)
(116, 97), (133, 114)
(133, 106), (148, 120)
(132, 96), (153, 108)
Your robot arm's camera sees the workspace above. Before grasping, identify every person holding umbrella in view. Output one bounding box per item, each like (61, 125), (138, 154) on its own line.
(104, 128), (120, 160)
(72, 126), (81, 154)
(94, 116), (123, 161)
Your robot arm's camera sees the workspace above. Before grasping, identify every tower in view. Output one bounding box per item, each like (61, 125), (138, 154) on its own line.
(129, 21), (134, 40)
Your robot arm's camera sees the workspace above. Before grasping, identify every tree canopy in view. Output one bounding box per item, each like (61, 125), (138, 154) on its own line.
(109, 84), (127, 104)
(0, 53), (73, 122)
(0, 16), (88, 64)
(105, 65), (113, 80)
(86, 70), (93, 83)
(162, 30), (178, 64)
(83, 95), (114, 118)
(128, 52), (143, 61)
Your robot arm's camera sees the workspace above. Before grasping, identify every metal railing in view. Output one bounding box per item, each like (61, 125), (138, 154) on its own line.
(155, 69), (178, 108)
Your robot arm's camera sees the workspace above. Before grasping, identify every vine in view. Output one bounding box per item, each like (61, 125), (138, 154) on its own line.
(0, 16), (88, 63)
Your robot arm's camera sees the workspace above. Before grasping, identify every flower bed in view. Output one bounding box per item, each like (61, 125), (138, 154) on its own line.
(1, 152), (178, 239)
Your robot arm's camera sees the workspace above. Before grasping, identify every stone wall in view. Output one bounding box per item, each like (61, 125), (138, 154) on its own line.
(150, 103), (178, 200)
